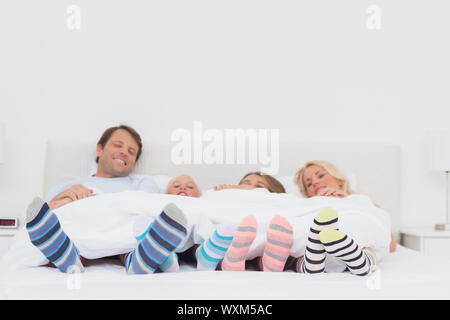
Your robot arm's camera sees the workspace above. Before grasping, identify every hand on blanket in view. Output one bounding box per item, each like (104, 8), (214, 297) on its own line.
(214, 184), (255, 191)
(316, 187), (348, 198)
(49, 184), (94, 209)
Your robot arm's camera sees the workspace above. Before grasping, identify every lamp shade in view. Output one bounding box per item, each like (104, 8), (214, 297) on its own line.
(0, 123), (5, 164)
(426, 130), (450, 172)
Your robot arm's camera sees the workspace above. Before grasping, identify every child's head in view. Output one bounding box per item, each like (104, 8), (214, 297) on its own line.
(166, 174), (201, 197)
(238, 172), (286, 194)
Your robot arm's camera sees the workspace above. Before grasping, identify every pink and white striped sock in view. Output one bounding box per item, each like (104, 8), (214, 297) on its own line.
(222, 215), (258, 271)
(262, 215), (293, 272)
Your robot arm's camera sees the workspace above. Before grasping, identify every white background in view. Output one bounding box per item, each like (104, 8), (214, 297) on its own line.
(0, 0), (449, 229)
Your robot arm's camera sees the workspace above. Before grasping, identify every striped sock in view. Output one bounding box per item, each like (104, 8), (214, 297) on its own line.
(222, 215), (258, 271)
(134, 217), (179, 273)
(196, 223), (235, 271)
(125, 203), (187, 274)
(159, 252), (180, 272)
(262, 215), (294, 272)
(319, 229), (376, 276)
(299, 207), (339, 274)
(26, 197), (84, 274)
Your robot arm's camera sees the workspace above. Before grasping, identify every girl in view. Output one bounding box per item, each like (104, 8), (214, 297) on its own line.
(215, 172), (294, 273)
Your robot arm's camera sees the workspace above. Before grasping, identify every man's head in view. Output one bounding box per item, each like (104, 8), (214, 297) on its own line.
(95, 125), (143, 178)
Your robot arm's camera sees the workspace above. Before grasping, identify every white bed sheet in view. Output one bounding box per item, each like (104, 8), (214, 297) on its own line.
(1, 246), (450, 300)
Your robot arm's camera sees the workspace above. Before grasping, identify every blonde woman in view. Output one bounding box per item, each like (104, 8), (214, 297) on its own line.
(287, 160), (396, 276)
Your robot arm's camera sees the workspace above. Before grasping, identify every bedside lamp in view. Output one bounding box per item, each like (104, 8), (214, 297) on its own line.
(0, 122), (5, 165)
(427, 130), (450, 231)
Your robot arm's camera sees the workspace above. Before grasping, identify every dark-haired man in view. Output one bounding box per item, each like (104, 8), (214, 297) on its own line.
(46, 125), (159, 209)
(25, 125), (187, 274)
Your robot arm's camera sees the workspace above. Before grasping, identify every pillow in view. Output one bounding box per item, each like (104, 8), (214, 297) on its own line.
(277, 174), (358, 198)
(150, 175), (173, 193)
(277, 176), (304, 198)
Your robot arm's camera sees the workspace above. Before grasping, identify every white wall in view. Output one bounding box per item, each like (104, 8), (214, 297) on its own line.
(1, 0), (449, 228)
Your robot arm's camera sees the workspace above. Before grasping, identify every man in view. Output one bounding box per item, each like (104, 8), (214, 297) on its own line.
(46, 125), (159, 209)
(25, 125), (188, 274)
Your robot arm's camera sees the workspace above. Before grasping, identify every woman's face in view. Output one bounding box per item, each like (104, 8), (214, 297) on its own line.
(167, 176), (200, 197)
(303, 165), (342, 197)
(239, 174), (268, 190)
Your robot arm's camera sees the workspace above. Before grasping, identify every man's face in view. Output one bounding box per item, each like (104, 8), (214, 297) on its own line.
(96, 129), (139, 178)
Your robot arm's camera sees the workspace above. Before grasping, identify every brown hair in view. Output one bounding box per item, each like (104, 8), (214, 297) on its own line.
(96, 125), (143, 163)
(239, 171), (286, 194)
(294, 160), (354, 197)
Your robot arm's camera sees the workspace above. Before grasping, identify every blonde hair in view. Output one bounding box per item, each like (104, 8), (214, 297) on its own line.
(165, 174), (202, 197)
(294, 160), (354, 197)
(239, 172), (286, 194)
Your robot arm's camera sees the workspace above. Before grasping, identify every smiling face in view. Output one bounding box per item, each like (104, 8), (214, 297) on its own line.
(95, 129), (139, 178)
(167, 175), (200, 197)
(239, 174), (269, 190)
(302, 165), (343, 197)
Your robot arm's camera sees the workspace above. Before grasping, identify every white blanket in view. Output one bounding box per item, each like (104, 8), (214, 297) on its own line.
(2, 189), (391, 271)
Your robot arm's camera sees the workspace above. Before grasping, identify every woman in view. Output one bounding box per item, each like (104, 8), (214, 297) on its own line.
(288, 160), (396, 276)
(214, 172), (294, 273)
(295, 160), (397, 252)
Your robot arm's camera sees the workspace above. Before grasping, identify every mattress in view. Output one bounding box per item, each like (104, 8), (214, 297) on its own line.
(1, 246), (450, 300)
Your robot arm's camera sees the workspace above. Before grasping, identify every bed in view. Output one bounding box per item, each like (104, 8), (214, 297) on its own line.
(2, 140), (450, 300)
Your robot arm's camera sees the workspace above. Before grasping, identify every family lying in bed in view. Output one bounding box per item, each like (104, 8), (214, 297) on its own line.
(24, 124), (396, 277)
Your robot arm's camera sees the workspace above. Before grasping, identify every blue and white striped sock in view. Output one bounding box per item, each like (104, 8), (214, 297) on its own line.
(158, 251), (180, 272)
(125, 203), (187, 274)
(196, 223), (235, 271)
(134, 215), (180, 273)
(26, 197), (84, 274)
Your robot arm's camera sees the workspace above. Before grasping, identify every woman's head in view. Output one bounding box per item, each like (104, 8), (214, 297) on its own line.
(166, 175), (201, 197)
(239, 172), (286, 194)
(294, 160), (353, 198)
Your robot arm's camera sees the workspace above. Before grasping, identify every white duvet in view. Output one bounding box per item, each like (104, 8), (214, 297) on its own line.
(2, 189), (392, 271)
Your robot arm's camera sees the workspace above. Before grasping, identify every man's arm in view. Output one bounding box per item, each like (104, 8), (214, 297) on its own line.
(48, 184), (94, 209)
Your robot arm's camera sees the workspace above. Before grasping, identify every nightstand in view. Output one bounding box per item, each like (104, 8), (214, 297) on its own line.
(400, 228), (450, 259)
(0, 229), (18, 258)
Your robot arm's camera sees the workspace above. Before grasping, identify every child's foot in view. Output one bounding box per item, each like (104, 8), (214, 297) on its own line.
(26, 197), (84, 273)
(222, 215), (258, 271)
(196, 223), (235, 271)
(262, 215), (293, 272)
(125, 203), (187, 274)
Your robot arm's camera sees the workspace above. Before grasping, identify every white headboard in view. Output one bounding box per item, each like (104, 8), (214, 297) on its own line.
(43, 140), (401, 235)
